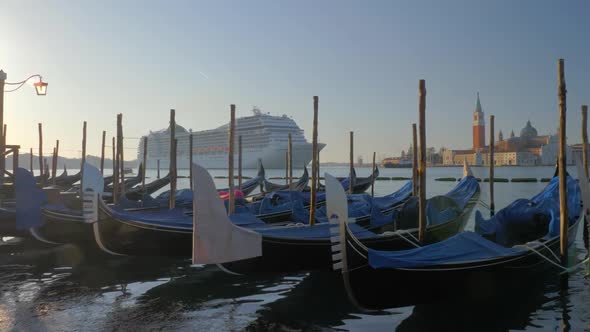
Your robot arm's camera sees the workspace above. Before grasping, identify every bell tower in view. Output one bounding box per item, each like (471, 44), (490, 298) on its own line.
(472, 92), (485, 150)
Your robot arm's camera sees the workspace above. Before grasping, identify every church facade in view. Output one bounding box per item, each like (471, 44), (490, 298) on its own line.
(442, 94), (572, 166)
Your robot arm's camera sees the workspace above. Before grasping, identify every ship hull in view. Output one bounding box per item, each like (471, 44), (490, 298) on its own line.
(145, 143), (325, 169)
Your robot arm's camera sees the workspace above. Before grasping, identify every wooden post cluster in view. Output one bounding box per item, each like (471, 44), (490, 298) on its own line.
(412, 123), (418, 196)
(489, 115), (495, 216)
(228, 105), (236, 215)
(169, 109), (176, 209)
(309, 96), (319, 226)
(349, 131), (354, 194)
(418, 80), (427, 244)
(100, 130), (106, 175)
(557, 59), (568, 266)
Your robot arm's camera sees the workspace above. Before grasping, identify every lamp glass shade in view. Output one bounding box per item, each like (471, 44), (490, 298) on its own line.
(34, 81), (48, 95)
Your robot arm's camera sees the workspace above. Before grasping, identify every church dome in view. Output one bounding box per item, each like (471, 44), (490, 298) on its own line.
(520, 120), (538, 138)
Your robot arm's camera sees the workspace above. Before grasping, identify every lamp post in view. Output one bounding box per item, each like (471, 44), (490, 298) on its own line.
(1, 70), (48, 181)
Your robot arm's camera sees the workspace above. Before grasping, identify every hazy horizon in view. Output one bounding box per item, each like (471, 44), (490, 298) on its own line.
(2, 0), (589, 162)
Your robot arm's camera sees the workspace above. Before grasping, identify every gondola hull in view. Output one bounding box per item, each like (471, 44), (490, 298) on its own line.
(31, 209), (95, 245)
(0, 207), (28, 237)
(221, 191), (479, 273)
(341, 216), (581, 310)
(94, 200), (192, 256)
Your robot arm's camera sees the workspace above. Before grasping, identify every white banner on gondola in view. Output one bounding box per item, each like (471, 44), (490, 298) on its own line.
(192, 163), (262, 264)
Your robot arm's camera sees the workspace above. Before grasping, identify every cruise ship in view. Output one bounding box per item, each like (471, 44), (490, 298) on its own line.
(138, 108), (325, 169)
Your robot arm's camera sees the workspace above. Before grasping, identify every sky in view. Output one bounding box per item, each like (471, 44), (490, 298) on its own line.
(1, 0), (589, 162)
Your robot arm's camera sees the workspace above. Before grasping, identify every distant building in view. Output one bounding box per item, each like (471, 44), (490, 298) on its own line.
(442, 94), (572, 166)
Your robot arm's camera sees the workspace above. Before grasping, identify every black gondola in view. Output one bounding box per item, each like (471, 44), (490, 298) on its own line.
(91, 168), (416, 258)
(332, 171), (584, 310)
(263, 167), (309, 192)
(316, 167), (379, 194)
(219, 171), (478, 273)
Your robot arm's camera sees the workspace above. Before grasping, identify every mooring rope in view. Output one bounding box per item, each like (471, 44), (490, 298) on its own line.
(516, 243), (589, 275)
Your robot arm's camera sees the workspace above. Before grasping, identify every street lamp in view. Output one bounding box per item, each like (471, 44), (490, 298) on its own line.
(33, 78), (48, 96)
(2, 72), (48, 96)
(0, 70), (49, 181)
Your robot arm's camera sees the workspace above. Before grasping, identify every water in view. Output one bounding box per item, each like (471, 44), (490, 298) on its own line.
(1, 166), (589, 331)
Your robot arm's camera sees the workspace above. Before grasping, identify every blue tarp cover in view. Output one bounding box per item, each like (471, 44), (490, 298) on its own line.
(15, 168), (47, 229)
(446, 176), (479, 210)
(476, 175), (581, 244)
(373, 181), (413, 210)
(368, 231), (523, 269)
(368, 175), (580, 269)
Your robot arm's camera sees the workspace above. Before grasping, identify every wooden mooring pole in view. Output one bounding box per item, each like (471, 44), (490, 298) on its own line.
(285, 151), (289, 186)
(412, 123), (418, 196)
(142, 136), (148, 191)
(557, 59), (569, 269)
(117, 114), (125, 194)
(238, 135), (242, 190)
(81, 121), (87, 191)
(53, 140), (59, 181)
(349, 131), (354, 194)
(581, 105), (590, 269)
(228, 105), (236, 215)
(100, 130), (106, 175)
(288, 133), (293, 189)
(29, 147), (33, 174)
(418, 80), (427, 244)
(157, 159), (161, 179)
(169, 109), (176, 209)
(38, 123), (44, 186)
(113, 135), (119, 204)
(309, 96), (319, 226)
(371, 152), (376, 197)
(189, 129), (194, 186)
(489, 115), (495, 216)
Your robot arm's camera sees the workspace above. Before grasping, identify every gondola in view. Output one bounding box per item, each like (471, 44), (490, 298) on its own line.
(8, 164), (105, 245)
(154, 162), (266, 207)
(91, 166), (414, 258)
(53, 169), (82, 189)
(316, 167), (379, 194)
(263, 167), (309, 192)
(105, 164), (143, 192)
(216, 167), (478, 273)
(187, 162), (478, 273)
(219, 161), (265, 196)
(332, 168), (584, 310)
(48, 167), (68, 184)
(9, 164), (166, 246)
(124, 172), (172, 201)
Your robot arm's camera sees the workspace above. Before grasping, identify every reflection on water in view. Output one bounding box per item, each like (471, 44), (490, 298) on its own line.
(1, 166), (589, 331)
